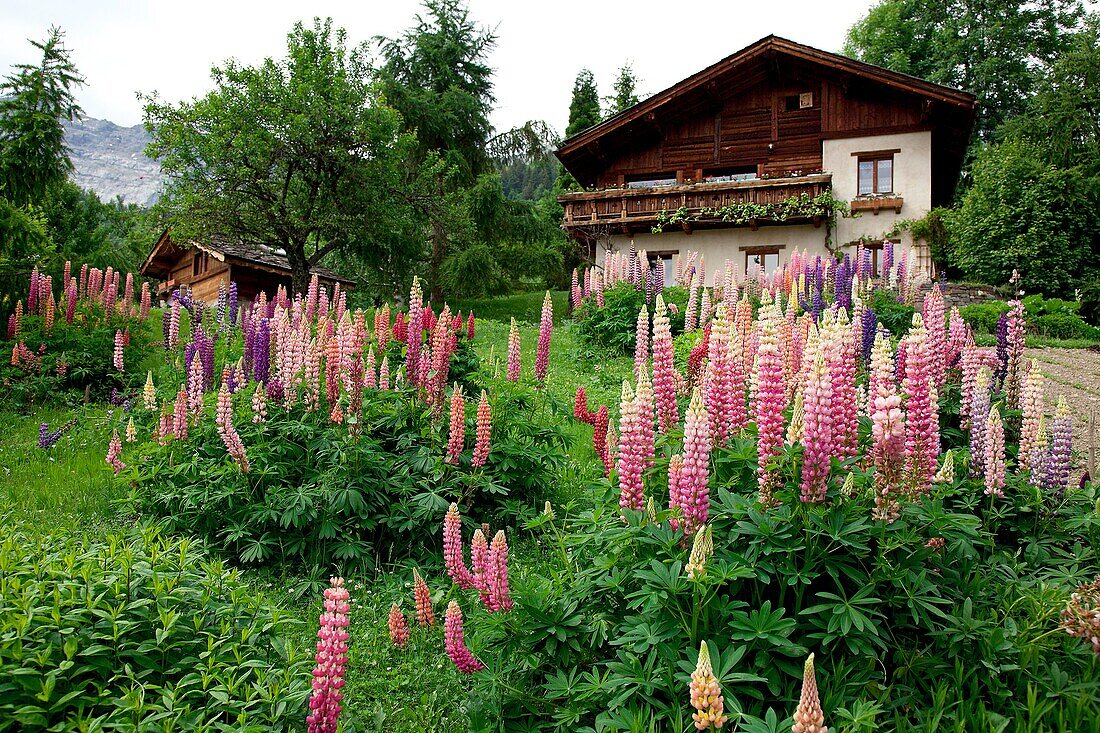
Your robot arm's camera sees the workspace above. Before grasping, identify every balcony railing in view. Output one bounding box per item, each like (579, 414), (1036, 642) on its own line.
(559, 173), (832, 233)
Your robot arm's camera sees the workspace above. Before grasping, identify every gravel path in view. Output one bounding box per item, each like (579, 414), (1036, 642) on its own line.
(1025, 347), (1100, 478)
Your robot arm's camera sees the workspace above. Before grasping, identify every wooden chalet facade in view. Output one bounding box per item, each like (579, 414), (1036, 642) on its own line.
(556, 36), (977, 281)
(140, 231), (355, 305)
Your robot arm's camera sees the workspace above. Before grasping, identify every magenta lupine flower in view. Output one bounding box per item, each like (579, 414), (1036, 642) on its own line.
(388, 604), (409, 648)
(113, 330), (125, 372)
(486, 530), (514, 612)
(617, 381), (645, 513)
(983, 405), (1006, 499)
(685, 274), (701, 331)
(506, 318), (521, 382)
(306, 577), (350, 733)
(652, 295), (678, 432)
(902, 314), (939, 491)
(535, 291), (553, 383)
(446, 384), (465, 465)
(472, 390), (492, 468)
(406, 277), (424, 387)
(571, 268), (582, 310)
(106, 430), (125, 474)
(413, 568), (435, 626)
(65, 279), (77, 324)
(443, 503), (475, 589)
(689, 641), (728, 730)
(28, 266), (39, 312)
(215, 379), (250, 472)
(825, 312), (858, 461)
(922, 285), (947, 386)
(800, 340), (831, 503)
(678, 388), (712, 533)
(792, 654), (827, 733)
(634, 305), (649, 382)
(444, 601), (484, 674)
(1018, 361), (1044, 473)
(752, 305), (788, 506)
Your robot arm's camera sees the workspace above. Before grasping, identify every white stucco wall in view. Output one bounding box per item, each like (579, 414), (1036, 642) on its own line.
(824, 130), (933, 267)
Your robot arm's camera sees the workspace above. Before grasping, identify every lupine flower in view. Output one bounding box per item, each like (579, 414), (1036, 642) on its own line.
(870, 332), (904, 521)
(571, 268), (582, 310)
(470, 529), (491, 602)
(444, 601), (484, 674)
(535, 291), (553, 383)
(617, 381), (645, 513)
(593, 404), (612, 475)
(486, 530), (514, 612)
(792, 654), (826, 733)
(472, 390), (492, 467)
(968, 368), (993, 479)
(652, 295), (678, 432)
(168, 297), (181, 349)
(507, 318), (521, 382)
(932, 450), (955, 484)
(216, 381), (250, 472)
(801, 346), (832, 503)
(413, 569), (435, 626)
(306, 577), (350, 733)
(786, 391), (805, 445)
(634, 305), (649, 381)
(678, 389), (712, 532)
(446, 384), (465, 465)
(667, 453), (684, 529)
(142, 371), (156, 410)
(252, 383), (268, 423)
(752, 304), (787, 506)
(379, 356), (390, 390)
(574, 386), (592, 423)
(406, 278), (424, 387)
(1003, 298), (1026, 409)
(922, 285), (947, 386)
(388, 604), (409, 648)
(984, 405), (1006, 499)
(173, 389), (189, 441)
(1018, 361), (1044, 473)
(112, 330), (125, 372)
(467, 312), (475, 340)
(685, 524), (714, 580)
(902, 314), (939, 490)
(106, 430), (125, 474)
(443, 503), (476, 589)
(685, 273), (700, 331)
(1060, 575), (1100, 656)
(689, 641), (728, 730)
(1034, 396), (1073, 499)
(125, 417), (137, 443)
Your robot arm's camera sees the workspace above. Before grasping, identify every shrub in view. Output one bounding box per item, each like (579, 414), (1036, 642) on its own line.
(0, 515), (310, 730)
(574, 282), (687, 354)
(866, 289), (916, 337)
(961, 295), (1100, 340)
(959, 301), (1011, 335)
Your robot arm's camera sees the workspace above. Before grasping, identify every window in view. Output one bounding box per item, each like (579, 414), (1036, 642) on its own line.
(646, 252), (678, 287)
(626, 173), (676, 189)
(704, 166), (758, 183)
(856, 151), (896, 195)
(745, 247), (781, 276)
(191, 252), (205, 277)
(863, 242), (883, 277)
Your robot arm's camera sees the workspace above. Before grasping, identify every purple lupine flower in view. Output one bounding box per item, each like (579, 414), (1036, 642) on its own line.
(184, 342), (197, 371)
(883, 242), (894, 279)
(254, 319), (271, 384)
(266, 377), (284, 404)
(1037, 399), (1073, 500)
(228, 282), (238, 327)
(994, 313), (1009, 389)
(861, 309), (878, 365)
(836, 257), (852, 310)
(860, 246), (872, 281)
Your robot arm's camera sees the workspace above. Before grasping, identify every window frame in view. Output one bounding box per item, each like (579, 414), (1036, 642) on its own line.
(852, 148), (900, 196)
(743, 246), (782, 276)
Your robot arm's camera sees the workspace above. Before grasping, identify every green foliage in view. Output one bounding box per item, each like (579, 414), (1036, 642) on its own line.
(461, 443), (1100, 731)
(961, 295), (1100, 340)
(565, 69), (602, 138)
(653, 189), (847, 237)
(866, 289), (916, 338)
(129, 382), (568, 569)
(959, 301), (1011, 335)
(0, 199), (52, 309)
(0, 515), (310, 730)
(574, 283), (688, 355)
(44, 182), (161, 276)
(605, 63), (641, 117)
(945, 140), (1100, 296)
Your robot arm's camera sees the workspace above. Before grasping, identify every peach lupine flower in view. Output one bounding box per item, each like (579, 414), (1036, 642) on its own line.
(389, 604), (409, 648)
(472, 390), (492, 467)
(507, 318), (521, 382)
(792, 653), (827, 733)
(689, 641), (728, 730)
(413, 569), (435, 627)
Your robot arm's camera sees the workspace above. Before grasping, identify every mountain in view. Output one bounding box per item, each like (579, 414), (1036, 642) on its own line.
(64, 117), (163, 207)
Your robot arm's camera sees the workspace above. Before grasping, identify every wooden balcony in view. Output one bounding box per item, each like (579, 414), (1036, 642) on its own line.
(559, 173), (832, 235)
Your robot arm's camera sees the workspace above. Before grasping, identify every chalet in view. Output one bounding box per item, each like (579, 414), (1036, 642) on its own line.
(556, 36), (977, 282)
(140, 230), (355, 305)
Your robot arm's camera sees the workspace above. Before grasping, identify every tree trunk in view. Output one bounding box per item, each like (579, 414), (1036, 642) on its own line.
(429, 176), (446, 305)
(286, 242), (310, 297)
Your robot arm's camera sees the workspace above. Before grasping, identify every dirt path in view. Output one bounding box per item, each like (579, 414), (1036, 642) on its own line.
(1025, 347), (1099, 477)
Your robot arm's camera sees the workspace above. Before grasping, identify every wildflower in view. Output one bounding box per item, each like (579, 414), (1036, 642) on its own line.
(801, 348), (831, 503)
(685, 525), (713, 580)
(932, 450), (955, 484)
(487, 530), (514, 612)
(786, 391), (805, 445)
(444, 601), (484, 674)
(252, 383), (268, 424)
(571, 268), (582, 310)
(634, 305), (649, 381)
(125, 417), (137, 443)
(983, 406), (1006, 499)
(443, 503), (475, 589)
(1034, 396), (1073, 499)
(1060, 575), (1100, 656)
(413, 569), (435, 627)
(1018, 361), (1044, 473)
(406, 278), (424, 387)
(752, 304), (787, 507)
(667, 454), (684, 530)
(446, 384), (465, 465)
(593, 404), (612, 476)
(106, 430), (125, 474)
(388, 604), (409, 648)
(574, 386), (592, 424)
(968, 368), (993, 479)
(903, 314), (939, 490)
(685, 273), (701, 331)
(467, 311), (475, 340)
(472, 390), (492, 468)
(379, 356), (390, 390)
(1003, 298), (1026, 409)
(678, 389), (713, 532)
(617, 381), (645, 513)
(652, 295), (678, 432)
(792, 654), (827, 733)
(507, 318), (521, 382)
(542, 501), (555, 520)
(470, 529), (492, 605)
(535, 291), (553, 383)
(925, 537), (946, 552)
(306, 577), (350, 733)
(689, 641), (728, 730)
(216, 381), (250, 472)
(113, 330), (125, 372)
(142, 371), (156, 410)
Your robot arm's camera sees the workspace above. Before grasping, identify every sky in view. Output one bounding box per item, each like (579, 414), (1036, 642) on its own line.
(0, 0), (877, 136)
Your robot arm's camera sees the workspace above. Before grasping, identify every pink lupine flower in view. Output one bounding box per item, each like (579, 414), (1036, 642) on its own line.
(535, 291), (553, 383)
(379, 356), (390, 390)
(364, 345), (377, 389)
(470, 528), (491, 601)
(413, 568), (435, 626)
(617, 381), (645, 513)
(870, 333), (905, 522)
(571, 268), (582, 310)
(752, 305), (787, 507)
(945, 306), (970, 371)
(216, 381), (250, 472)
(703, 305), (732, 446)
(106, 430), (125, 474)
(445, 384), (465, 464)
(652, 295), (679, 432)
(594, 269), (604, 307)
(168, 297), (181, 349)
(902, 314), (939, 491)
(634, 305), (649, 382)
(472, 390), (492, 467)
(252, 383), (268, 423)
(678, 388), (712, 533)
(187, 356), (204, 416)
(635, 368), (656, 468)
(444, 601), (484, 674)
(685, 274), (700, 331)
(65, 279), (77, 324)
(984, 405), (1006, 499)
(689, 641), (728, 730)
(173, 389), (189, 441)
(800, 342), (831, 503)
(389, 604), (409, 648)
(406, 277), (424, 387)
(376, 305), (391, 352)
(306, 577), (350, 733)
(507, 318), (521, 382)
(922, 284), (947, 386)
(1004, 297), (1026, 409)
(792, 654), (826, 733)
(824, 311), (858, 461)
(113, 330), (125, 372)
(1018, 360), (1044, 473)
(443, 503), (475, 589)
(487, 530), (514, 612)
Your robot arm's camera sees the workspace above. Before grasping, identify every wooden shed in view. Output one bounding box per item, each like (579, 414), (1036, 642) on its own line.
(140, 230), (355, 304)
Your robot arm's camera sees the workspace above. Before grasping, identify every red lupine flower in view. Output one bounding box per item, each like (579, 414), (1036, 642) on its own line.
(472, 390), (492, 467)
(443, 503), (475, 589)
(444, 601), (484, 674)
(413, 569), (435, 626)
(306, 577), (350, 733)
(592, 404), (612, 475)
(574, 385), (591, 424)
(388, 604), (409, 648)
(466, 311), (475, 340)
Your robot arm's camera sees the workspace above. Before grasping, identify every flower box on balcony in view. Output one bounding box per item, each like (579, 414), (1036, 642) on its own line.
(850, 196), (903, 214)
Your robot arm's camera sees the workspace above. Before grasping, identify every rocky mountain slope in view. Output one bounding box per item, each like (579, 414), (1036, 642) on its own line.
(64, 117), (163, 207)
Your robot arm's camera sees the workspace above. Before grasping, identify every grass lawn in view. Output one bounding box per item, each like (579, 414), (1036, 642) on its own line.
(451, 289), (570, 325)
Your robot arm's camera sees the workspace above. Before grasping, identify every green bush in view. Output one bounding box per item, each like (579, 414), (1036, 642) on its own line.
(866, 289), (916, 338)
(0, 516), (310, 730)
(959, 301), (1011, 335)
(574, 282), (688, 354)
(961, 295), (1100, 340)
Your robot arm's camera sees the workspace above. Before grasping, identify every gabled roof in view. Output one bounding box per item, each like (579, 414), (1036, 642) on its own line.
(557, 35), (976, 160)
(141, 229), (355, 286)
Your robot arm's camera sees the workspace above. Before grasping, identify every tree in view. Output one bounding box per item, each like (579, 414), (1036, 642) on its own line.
(605, 63), (641, 117)
(143, 18), (424, 296)
(843, 0), (1086, 141)
(376, 0), (497, 302)
(565, 69), (601, 137)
